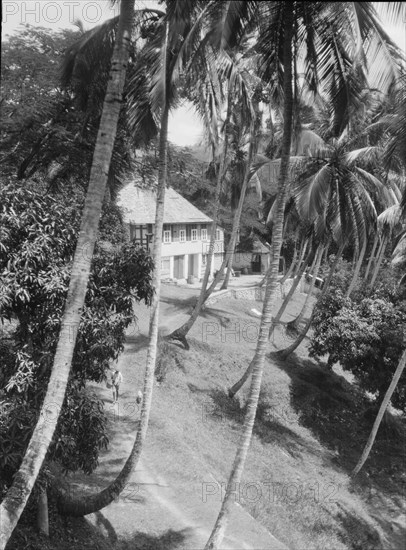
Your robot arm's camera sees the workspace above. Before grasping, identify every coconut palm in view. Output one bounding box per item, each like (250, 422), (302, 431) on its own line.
(0, 1), (136, 545)
(204, 7), (295, 545)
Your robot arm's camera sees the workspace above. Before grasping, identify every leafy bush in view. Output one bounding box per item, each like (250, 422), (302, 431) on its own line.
(310, 289), (406, 411)
(0, 185), (154, 493)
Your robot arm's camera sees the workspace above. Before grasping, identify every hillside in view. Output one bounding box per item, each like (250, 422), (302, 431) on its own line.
(7, 283), (406, 550)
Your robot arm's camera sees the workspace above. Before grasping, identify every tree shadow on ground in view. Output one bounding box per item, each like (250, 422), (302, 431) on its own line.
(124, 333), (149, 353)
(94, 511), (118, 543)
(334, 501), (383, 550)
(269, 351), (406, 540)
(160, 289), (199, 311)
(117, 527), (192, 549)
(207, 388), (325, 460)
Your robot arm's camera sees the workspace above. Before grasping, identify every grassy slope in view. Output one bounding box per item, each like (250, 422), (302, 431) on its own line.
(6, 285), (406, 549)
(150, 288), (406, 550)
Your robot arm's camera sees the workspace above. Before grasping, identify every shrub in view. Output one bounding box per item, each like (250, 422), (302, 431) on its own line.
(310, 291), (406, 411)
(0, 185), (154, 493)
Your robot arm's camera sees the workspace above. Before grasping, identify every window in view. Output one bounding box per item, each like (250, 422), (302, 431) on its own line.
(202, 254), (207, 266)
(191, 229), (198, 241)
(163, 230), (171, 243)
(179, 229), (186, 242)
(201, 228), (207, 241)
(216, 229), (221, 241)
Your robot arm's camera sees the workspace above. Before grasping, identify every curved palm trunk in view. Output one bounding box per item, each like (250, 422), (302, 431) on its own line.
(345, 237), (367, 298)
(0, 3), (134, 545)
(57, 28), (171, 518)
(204, 7), (294, 546)
(352, 349), (406, 477)
(288, 243), (324, 332)
(363, 233), (379, 283)
(269, 245), (312, 338)
(278, 242), (345, 360)
(228, 246), (312, 399)
(369, 234), (388, 288)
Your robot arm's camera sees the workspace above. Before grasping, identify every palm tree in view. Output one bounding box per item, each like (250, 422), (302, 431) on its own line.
(204, 8), (295, 545)
(0, 1), (135, 546)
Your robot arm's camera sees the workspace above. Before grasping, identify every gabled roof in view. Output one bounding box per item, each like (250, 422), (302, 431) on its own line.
(118, 184), (212, 225)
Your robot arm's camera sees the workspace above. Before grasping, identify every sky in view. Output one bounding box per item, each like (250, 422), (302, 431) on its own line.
(2, 1), (405, 146)
(1, 0), (203, 146)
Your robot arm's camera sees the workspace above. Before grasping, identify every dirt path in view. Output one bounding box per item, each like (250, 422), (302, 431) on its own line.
(72, 284), (288, 549)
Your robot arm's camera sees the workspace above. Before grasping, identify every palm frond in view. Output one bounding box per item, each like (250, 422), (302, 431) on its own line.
(208, 0), (258, 51)
(353, 167), (398, 210)
(61, 16), (119, 89)
(378, 204), (402, 232)
(343, 146), (381, 165)
(298, 163), (332, 221)
(392, 230), (406, 267)
(376, 2), (406, 25)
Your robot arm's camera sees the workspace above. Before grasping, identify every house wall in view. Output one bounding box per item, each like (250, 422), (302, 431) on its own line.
(125, 222), (224, 281)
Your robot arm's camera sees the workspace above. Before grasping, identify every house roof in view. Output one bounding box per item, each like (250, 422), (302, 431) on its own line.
(118, 184), (212, 225)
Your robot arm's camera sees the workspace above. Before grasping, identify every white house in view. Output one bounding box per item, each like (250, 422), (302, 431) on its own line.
(118, 184), (224, 281)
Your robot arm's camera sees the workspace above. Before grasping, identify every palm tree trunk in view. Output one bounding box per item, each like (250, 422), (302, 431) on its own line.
(227, 243), (312, 399)
(352, 349), (406, 476)
(56, 23), (171, 517)
(0, 3), (134, 545)
(269, 245), (312, 337)
(278, 242), (345, 360)
(363, 233), (379, 283)
(204, 6), (294, 546)
(221, 256), (233, 290)
(346, 237), (367, 298)
(289, 243), (324, 330)
(369, 234), (387, 288)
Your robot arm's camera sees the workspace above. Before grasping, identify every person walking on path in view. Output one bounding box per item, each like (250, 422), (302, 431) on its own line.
(111, 368), (123, 403)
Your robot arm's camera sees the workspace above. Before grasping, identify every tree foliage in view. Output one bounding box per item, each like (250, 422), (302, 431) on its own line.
(0, 25), (136, 198)
(0, 184), (154, 495)
(310, 278), (406, 410)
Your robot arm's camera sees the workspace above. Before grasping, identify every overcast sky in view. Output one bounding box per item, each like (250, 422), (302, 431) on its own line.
(2, 1), (405, 147)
